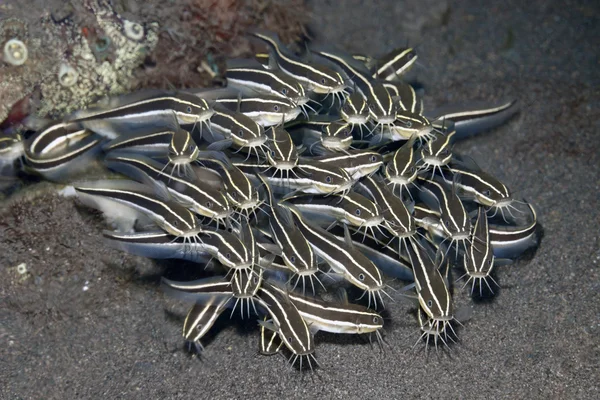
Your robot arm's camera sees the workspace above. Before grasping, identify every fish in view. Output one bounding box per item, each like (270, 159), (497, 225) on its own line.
(249, 29), (346, 96)
(383, 136), (418, 198)
(195, 150), (261, 217)
(405, 237), (456, 350)
(382, 81), (422, 115)
(255, 281), (317, 370)
(309, 45), (396, 126)
(265, 125), (300, 175)
(460, 207), (499, 297)
(69, 90), (214, 139)
(215, 95), (301, 127)
(23, 121), (101, 182)
(225, 58), (308, 105)
(367, 47), (418, 81)
(416, 176), (471, 255)
(285, 190), (384, 235)
(419, 129), (456, 177)
(340, 91), (370, 126)
(269, 285), (384, 338)
(182, 295), (231, 354)
(355, 174), (416, 252)
(104, 152), (232, 223)
(256, 174), (321, 294)
(426, 100), (519, 139)
(74, 179), (202, 238)
(310, 150), (383, 180)
(284, 204), (387, 309)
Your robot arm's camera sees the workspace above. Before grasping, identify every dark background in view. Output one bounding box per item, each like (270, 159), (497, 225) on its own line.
(1, 0), (598, 398)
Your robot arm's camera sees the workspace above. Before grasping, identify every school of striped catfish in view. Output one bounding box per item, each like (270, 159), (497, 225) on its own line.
(0, 29), (540, 370)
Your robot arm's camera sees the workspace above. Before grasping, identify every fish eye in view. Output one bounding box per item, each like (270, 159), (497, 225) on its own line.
(238, 129), (244, 137)
(343, 129), (350, 137)
(206, 201), (213, 208)
(444, 220), (450, 227)
(482, 190), (491, 196)
(405, 121), (413, 128)
(196, 324), (204, 331)
(273, 105), (280, 112)
(358, 273), (365, 281)
(373, 316), (380, 324)
(320, 78), (326, 84)
(172, 220), (179, 226)
(253, 276), (259, 284)
(325, 175), (332, 183)
(288, 336), (294, 343)
(188, 144), (195, 152)
(440, 149), (450, 156)
(231, 192), (237, 199)
(281, 88), (288, 95)
(186, 106), (192, 113)
(407, 53), (414, 59)
(427, 300), (433, 308)
(408, 166), (415, 173)
(370, 155), (377, 162)
(270, 150), (276, 157)
(290, 255), (296, 263)
(355, 209), (361, 216)
(226, 253), (231, 259)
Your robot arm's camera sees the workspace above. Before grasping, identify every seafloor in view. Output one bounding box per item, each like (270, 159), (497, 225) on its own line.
(1, 0), (598, 399)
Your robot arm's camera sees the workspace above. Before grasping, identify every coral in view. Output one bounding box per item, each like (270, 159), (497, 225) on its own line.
(0, 0), (309, 125)
(35, 1), (159, 119)
(0, 1), (158, 123)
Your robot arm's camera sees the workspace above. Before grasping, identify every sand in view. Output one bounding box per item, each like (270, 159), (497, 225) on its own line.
(1, 0), (598, 398)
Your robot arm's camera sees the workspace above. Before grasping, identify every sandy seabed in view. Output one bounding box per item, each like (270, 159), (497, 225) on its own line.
(1, 0), (598, 399)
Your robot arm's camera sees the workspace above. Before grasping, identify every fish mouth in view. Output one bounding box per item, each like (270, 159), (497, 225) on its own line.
(452, 232), (470, 241)
(374, 115), (396, 125)
(235, 135), (268, 148)
(296, 268), (320, 276)
(313, 84), (345, 95)
(199, 109), (215, 121)
(493, 197), (513, 208)
(469, 271), (491, 278)
(229, 262), (253, 270)
(291, 348), (316, 357)
(363, 215), (384, 227)
(334, 180), (354, 194)
(421, 156), (448, 167)
(434, 315), (454, 323)
(235, 199), (261, 211)
(169, 155), (194, 165)
(294, 96), (309, 106)
(177, 227), (204, 238)
(344, 115), (369, 125)
(213, 209), (233, 221)
(388, 175), (414, 185)
(271, 160), (297, 170)
(394, 229), (417, 239)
